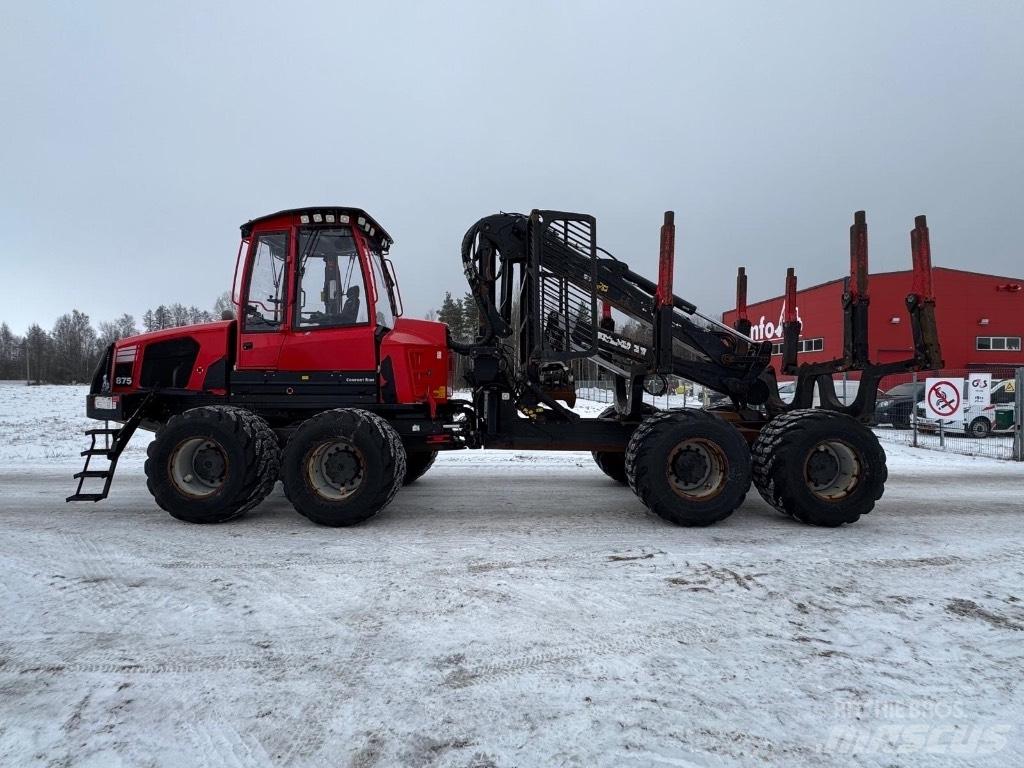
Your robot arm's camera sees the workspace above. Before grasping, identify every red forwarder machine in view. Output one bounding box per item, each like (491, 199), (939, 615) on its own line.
(68, 206), (941, 528)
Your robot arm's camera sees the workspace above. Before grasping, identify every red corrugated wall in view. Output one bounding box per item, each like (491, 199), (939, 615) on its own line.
(721, 268), (1024, 376)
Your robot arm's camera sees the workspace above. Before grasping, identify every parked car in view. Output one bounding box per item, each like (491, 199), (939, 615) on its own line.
(873, 381), (926, 428)
(776, 378), (877, 407)
(915, 379), (1017, 438)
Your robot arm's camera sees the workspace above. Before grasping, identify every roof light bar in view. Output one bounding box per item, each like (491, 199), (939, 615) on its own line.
(296, 212), (358, 227)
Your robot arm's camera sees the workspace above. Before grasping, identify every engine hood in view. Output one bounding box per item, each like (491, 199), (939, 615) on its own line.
(113, 320), (235, 350)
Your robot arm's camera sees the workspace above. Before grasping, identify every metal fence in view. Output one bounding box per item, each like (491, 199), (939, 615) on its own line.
(575, 380), (704, 410)
(868, 367), (1022, 461)
(572, 368), (1023, 462)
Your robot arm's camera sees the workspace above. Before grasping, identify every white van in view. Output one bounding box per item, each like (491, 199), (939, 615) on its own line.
(916, 379), (1016, 438)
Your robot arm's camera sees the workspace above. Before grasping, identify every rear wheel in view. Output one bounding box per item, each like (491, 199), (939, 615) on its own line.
(145, 406), (280, 524)
(624, 410), (750, 526)
(403, 450), (438, 485)
(591, 404), (654, 485)
(751, 409), (886, 527)
(282, 408), (406, 527)
(592, 452), (628, 484)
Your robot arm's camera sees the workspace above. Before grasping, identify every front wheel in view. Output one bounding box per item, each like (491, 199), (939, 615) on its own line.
(145, 406), (280, 524)
(403, 450), (438, 485)
(751, 409), (886, 527)
(282, 409), (406, 527)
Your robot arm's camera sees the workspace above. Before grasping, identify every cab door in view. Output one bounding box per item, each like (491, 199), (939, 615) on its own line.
(277, 227), (378, 401)
(237, 230), (290, 370)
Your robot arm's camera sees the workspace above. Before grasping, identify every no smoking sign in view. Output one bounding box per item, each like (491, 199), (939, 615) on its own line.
(925, 378), (963, 421)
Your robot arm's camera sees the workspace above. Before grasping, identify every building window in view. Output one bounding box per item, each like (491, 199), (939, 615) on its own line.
(976, 336), (1021, 351)
(771, 337), (824, 355)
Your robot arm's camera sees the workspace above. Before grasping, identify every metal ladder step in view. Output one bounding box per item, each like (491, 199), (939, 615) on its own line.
(68, 393), (153, 505)
(65, 493), (106, 502)
(74, 470), (111, 479)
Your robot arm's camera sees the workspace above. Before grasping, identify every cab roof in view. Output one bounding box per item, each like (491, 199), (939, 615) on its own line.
(240, 206), (393, 248)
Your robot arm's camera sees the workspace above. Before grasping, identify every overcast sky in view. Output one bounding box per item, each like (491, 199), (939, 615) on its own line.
(1, 1), (1022, 336)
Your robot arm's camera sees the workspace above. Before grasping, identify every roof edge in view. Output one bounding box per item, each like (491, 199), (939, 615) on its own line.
(240, 206), (393, 245)
(726, 266), (1024, 313)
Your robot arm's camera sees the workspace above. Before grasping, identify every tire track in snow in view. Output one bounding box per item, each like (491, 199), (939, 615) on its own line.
(259, 619), (385, 766)
(0, 633), (375, 677)
(441, 630), (725, 690)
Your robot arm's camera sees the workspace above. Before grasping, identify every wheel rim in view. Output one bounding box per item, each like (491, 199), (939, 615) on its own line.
(804, 440), (861, 501)
(169, 437), (227, 498)
(970, 420), (988, 438)
(307, 440), (365, 500)
(667, 438), (729, 500)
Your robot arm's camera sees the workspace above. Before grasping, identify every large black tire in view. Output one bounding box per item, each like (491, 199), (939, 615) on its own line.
(592, 452), (628, 484)
(751, 409), (886, 527)
(282, 408), (406, 527)
(967, 417), (991, 439)
(624, 410), (751, 526)
(591, 404), (655, 485)
(403, 450), (438, 485)
(145, 406), (281, 524)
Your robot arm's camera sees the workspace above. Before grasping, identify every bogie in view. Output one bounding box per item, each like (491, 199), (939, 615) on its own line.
(282, 408), (406, 527)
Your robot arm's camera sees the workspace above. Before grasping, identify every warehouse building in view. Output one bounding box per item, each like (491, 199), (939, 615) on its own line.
(721, 268), (1023, 377)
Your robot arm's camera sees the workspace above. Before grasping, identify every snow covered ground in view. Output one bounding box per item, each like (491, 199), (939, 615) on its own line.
(1, 382), (1023, 767)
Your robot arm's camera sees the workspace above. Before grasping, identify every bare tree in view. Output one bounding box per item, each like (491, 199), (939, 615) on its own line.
(24, 324), (52, 384)
(213, 291), (233, 319)
(97, 313), (139, 348)
(51, 310), (97, 383)
(0, 323), (22, 379)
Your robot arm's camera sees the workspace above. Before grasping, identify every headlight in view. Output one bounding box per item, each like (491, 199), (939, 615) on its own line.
(877, 399), (892, 408)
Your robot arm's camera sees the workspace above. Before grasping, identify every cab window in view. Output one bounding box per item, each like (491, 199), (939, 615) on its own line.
(295, 228), (368, 327)
(243, 232), (288, 331)
(992, 384), (1014, 404)
(367, 247), (396, 329)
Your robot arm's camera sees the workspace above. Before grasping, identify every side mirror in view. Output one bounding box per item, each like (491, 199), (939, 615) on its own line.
(220, 309), (235, 320)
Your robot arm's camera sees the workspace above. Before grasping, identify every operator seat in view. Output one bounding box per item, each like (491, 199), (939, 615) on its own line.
(339, 285), (361, 324)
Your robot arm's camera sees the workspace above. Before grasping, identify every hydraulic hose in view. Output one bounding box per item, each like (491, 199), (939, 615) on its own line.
(447, 214), (525, 354)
